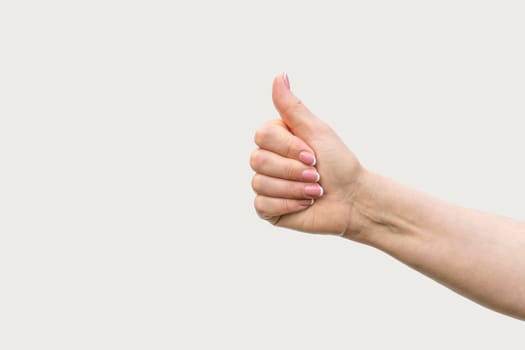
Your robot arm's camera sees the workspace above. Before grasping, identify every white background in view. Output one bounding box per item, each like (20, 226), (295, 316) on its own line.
(1, 0), (524, 348)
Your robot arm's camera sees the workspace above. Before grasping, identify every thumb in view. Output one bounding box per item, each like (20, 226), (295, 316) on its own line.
(272, 73), (322, 141)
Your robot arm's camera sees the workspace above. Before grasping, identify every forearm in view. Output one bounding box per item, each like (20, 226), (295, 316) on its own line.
(349, 170), (525, 320)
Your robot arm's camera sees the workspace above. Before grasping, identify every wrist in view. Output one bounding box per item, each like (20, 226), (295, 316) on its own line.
(342, 169), (394, 243)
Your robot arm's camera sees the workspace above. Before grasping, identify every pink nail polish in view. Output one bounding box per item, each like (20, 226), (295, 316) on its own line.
(302, 169), (320, 182)
(299, 199), (314, 207)
(305, 184), (323, 197)
(283, 72), (290, 90)
(299, 151), (316, 166)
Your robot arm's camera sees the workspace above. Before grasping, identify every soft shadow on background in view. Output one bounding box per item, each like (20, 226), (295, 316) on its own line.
(1, 1), (524, 348)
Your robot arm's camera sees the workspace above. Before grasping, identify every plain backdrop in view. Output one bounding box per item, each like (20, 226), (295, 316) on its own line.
(1, 0), (524, 348)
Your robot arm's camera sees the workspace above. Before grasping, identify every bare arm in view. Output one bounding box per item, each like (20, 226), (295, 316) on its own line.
(352, 170), (525, 320)
(251, 73), (525, 320)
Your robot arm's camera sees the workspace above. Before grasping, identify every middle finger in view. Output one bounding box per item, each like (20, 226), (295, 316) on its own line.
(250, 149), (320, 182)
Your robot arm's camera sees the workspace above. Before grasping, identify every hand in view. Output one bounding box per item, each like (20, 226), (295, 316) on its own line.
(251, 73), (367, 237)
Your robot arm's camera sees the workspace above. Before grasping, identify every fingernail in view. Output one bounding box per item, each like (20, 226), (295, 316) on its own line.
(302, 169), (320, 182)
(299, 199), (314, 207)
(283, 72), (290, 90)
(299, 151), (316, 166)
(305, 184), (324, 197)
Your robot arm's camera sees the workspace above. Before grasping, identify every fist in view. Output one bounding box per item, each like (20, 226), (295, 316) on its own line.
(251, 73), (366, 236)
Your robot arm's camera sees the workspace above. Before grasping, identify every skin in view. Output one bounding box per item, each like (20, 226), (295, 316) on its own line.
(250, 73), (525, 320)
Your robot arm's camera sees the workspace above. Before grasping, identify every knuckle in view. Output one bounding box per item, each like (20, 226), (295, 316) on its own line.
(284, 137), (295, 157)
(283, 98), (304, 117)
(254, 120), (277, 146)
(251, 174), (262, 192)
(282, 199), (294, 213)
(283, 162), (297, 179)
(249, 150), (262, 170)
(254, 127), (268, 146)
(254, 196), (268, 217)
(255, 119), (285, 146)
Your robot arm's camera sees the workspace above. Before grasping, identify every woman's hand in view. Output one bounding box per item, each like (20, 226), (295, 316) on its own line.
(250, 73), (367, 237)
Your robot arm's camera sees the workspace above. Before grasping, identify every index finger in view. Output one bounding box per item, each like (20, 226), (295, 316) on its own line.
(254, 119), (316, 166)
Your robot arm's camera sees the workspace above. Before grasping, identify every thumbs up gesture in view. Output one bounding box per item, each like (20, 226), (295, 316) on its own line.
(251, 73), (367, 237)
